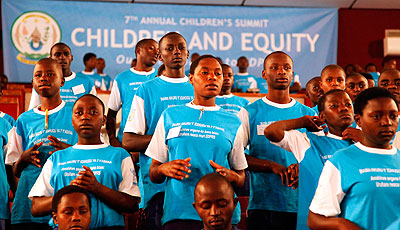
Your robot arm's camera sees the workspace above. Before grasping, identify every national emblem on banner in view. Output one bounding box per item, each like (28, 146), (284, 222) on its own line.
(10, 11), (61, 65)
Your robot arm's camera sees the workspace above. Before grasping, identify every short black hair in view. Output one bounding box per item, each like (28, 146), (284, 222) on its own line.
(263, 51), (293, 69)
(237, 56), (248, 62)
(83, 53), (96, 65)
(73, 94), (105, 115)
(317, 89), (347, 113)
(360, 72), (373, 80)
(321, 64), (345, 78)
(50, 42), (71, 57)
(97, 57), (104, 61)
(346, 73), (366, 80)
(189, 54), (220, 75)
(365, 63), (377, 70)
(306, 76), (321, 89)
(159, 32), (186, 48)
(221, 64), (232, 71)
(378, 69), (400, 82)
(135, 38), (156, 56)
(353, 87), (398, 115)
(52, 185), (91, 213)
(382, 56), (396, 67)
(194, 173), (234, 200)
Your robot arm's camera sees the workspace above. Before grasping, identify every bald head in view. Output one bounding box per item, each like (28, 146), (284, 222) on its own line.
(194, 173), (234, 201)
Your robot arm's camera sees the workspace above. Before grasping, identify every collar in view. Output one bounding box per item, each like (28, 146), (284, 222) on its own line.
(72, 143), (108, 150)
(216, 93), (234, 98)
(81, 70), (94, 75)
(64, 72), (76, 82)
(236, 72), (249, 76)
(326, 132), (343, 140)
(262, 97), (296, 108)
(159, 75), (189, 83)
(130, 67), (155, 75)
(186, 102), (221, 111)
(354, 142), (397, 155)
(33, 101), (66, 115)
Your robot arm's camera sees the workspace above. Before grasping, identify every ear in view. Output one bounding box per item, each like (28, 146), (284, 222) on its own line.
(189, 73), (194, 85)
(71, 55), (74, 62)
(192, 202), (196, 210)
(52, 212), (58, 225)
(354, 114), (361, 127)
(60, 76), (65, 87)
(186, 50), (190, 59)
(102, 115), (107, 125)
(233, 198), (238, 209)
(319, 111), (326, 123)
(158, 52), (164, 62)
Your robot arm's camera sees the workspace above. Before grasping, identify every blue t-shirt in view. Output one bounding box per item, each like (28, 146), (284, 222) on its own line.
(107, 68), (156, 142)
(240, 97), (316, 212)
(233, 73), (257, 93)
(0, 118), (12, 220)
(77, 71), (102, 89)
(255, 77), (268, 94)
(145, 103), (247, 225)
(215, 94), (249, 115)
(124, 75), (194, 209)
(99, 73), (113, 90)
(8, 102), (78, 224)
(370, 72), (380, 86)
(0, 112), (16, 127)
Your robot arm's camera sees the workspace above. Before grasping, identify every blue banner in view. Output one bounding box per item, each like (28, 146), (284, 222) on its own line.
(2, 0), (337, 84)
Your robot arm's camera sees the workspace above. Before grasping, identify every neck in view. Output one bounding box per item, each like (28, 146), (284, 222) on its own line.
(204, 223), (232, 230)
(97, 69), (104, 74)
(39, 95), (62, 111)
(77, 137), (103, 145)
(266, 88), (291, 104)
(164, 67), (186, 78)
(238, 68), (247, 73)
(361, 138), (392, 149)
(63, 68), (72, 77)
(327, 125), (347, 137)
(134, 61), (153, 72)
(84, 67), (93, 72)
(219, 89), (231, 96)
(192, 96), (216, 107)
(311, 101), (317, 107)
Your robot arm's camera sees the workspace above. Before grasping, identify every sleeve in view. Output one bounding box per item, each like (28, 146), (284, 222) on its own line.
(28, 88), (41, 110)
(271, 130), (311, 162)
(118, 156), (141, 197)
(5, 126), (23, 165)
(294, 73), (301, 84)
(237, 108), (250, 147)
(28, 159), (54, 198)
(123, 94), (147, 134)
(144, 114), (168, 163)
(229, 124), (248, 170)
(309, 160), (345, 217)
(89, 85), (97, 96)
(107, 80), (122, 111)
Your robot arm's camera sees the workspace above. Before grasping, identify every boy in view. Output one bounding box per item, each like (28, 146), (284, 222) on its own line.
(233, 56), (258, 92)
(29, 43), (96, 109)
(215, 64), (249, 115)
(193, 173), (238, 230)
(122, 32), (194, 230)
(345, 73), (368, 102)
(378, 69), (400, 105)
(305, 77), (323, 113)
(76, 53), (102, 89)
(319, 64), (346, 94)
(264, 90), (354, 230)
(0, 117), (12, 229)
(238, 51), (316, 230)
(29, 94), (140, 229)
(106, 38), (158, 147)
(308, 87), (400, 229)
(382, 56), (397, 71)
(96, 57), (112, 90)
(51, 185), (91, 230)
(6, 58), (78, 229)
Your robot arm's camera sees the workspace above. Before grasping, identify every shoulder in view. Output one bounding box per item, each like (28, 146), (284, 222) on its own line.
(105, 145), (131, 158)
(115, 69), (133, 80)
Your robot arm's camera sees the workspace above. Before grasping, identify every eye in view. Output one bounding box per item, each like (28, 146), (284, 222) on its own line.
(329, 104), (338, 109)
(217, 200), (228, 208)
(346, 103), (352, 107)
(47, 73), (56, 78)
(327, 78), (332, 82)
(75, 111), (83, 115)
(271, 66), (278, 70)
(348, 84), (355, 89)
(372, 114), (381, 120)
(201, 71), (209, 75)
(200, 203), (211, 209)
(34, 73), (42, 78)
(337, 78), (344, 82)
(395, 81), (400, 86)
(284, 66), (291, 70)
(167, 47), (174, 51)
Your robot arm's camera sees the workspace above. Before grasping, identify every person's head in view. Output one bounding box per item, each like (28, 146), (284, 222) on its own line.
(157, 64), (166, 77)
(131, 58), (137, 68)
(83, 53), (97, 70)
(135, 39), (158, 68)
(220, 64), (234, 95)
(191, 53), (200, 63)
(344, 64), (356, 75)
(189, 55), (223, 99)
(354, 87), (399, 148)
(365, 63), (377, 73)
(50, 43), (73, 76)
(52, 185), (91, 230)
(32, 58), (65, 98)
(305, 77), (323, 106)
(262, 51), (293, 91)
(320, 64), (346, 93)
(345, 73), (368, 102)
(382, 57), (397, 70)
(216, 57), (223, 65)
(159, 32), (189, 70)
(72, 94), (106, 141)
(193, 173), (237, 230)
(96, 58), (105, 72)
(378, 69), (400, 104)
(318, 90), (354, 133)
(237, 56), (249, 72)
(360, 72), (375, 88)
(0, 74), (8, 92)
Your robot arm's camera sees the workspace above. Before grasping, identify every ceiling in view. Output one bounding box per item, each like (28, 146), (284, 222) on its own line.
(67, 0), (400, 9)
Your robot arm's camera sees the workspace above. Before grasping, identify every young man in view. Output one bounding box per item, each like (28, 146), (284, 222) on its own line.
(76, 53), (102, 89)
(106, 38), (158, 147)
(51, 185), (91, 230)
(305, 77), (323, 113)
(122, 32), (194, 230)
(238, 51), (316, 230)
(345, 73), (368, 102)
(193, 173), (238, 230)
(319, 64), (346, 94)
(215, 64), (249, 115)
(96, 57), (112, 91)
(308, 87), (400, 230)
(233, 56), (258, 93)
(378, 69), (400, 105)
(29, 43), (96, 109)
(6, 58), (78, 229)
(29, 94), (140, 229)
(264, 90), (354, 230)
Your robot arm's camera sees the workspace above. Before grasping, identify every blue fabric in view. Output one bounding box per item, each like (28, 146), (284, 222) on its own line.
(255, 77), (268, 94)
(99, 74), (113, 90)
(0, 112), (16, 127)
(0, 118), (11, 219)
(77, 71), (102, 89)
(233, 74), (257, 92)
(60, 74), (95, 104)
(215, 95), (249, 115)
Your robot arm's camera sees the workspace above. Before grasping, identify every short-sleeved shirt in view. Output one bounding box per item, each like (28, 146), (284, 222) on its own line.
(124, 75), (194, 209)
(0, 111), (16, 127)
(233, 73), (257, 93)
(0, 118), (12, 219)
(107, 68), (156, 142)
(77, 71), (102, 89)
(310, 143), (400, 229)
(5, 101), (78, 224)
(29, 144), (140, 228)
(99, 73), (113, 90)
(145, 103), (247, 224)
(238, 97), (316, 212)
(215, 94), (249, 115)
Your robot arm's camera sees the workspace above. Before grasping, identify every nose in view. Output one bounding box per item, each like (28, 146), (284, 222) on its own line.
(72, 211), (81, 222)
(381, 115), (392, 126)
(210, 205), (221, 216)
(338, 103), (348, 112)
(208, 72), (217, 81)
(277, 66), (285, 75)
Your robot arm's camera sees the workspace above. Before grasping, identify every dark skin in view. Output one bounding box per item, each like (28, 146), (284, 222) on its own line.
(31, 96), (140, 217)
(50, 44), (73, 78)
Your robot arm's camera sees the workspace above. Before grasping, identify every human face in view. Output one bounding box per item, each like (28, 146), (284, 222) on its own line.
(384, 60), (397, 70)
(96, 59), (105, 72)
(221, 66), (234, 92)
(72, 96), (105, 140)
(355, 97), (399, 149)
(367, 79), (375, 88)
(138, 40), (159, 67)
(237, 58), (248, 69)
(32, 62), (64, 98)
(194, 184), (236, 230)
(262, 53), (293, 90)
(366, 65), (377, 73)
(320, 69), (345, 93)
(345, 76), (368, 101)
(378, 71), (400, 104)
(190, 58), (223, 99)
(53, 192), (91, 230)
(306, 79), (323, 105)
(159, 35), (189, 69)
(320, 92), (354, 133)
(87, 56), (97, 69)
(50, 45), (73, 73)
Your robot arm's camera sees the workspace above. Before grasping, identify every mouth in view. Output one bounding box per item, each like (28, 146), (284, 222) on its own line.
(379, 130), (394, 137)
(276, 78), (288, 83)
(69, 225), (84, 230)
(339, 114), (353, 119)
(38, 84), (51, 89)
(172, 58), (182, 62)
(209, 218), (224, 227)
(206, 84), (219, 90)
(79, 124), (93, 129)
